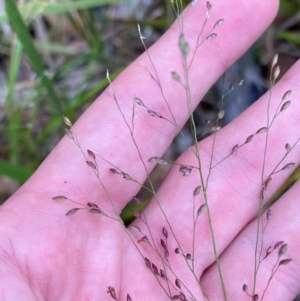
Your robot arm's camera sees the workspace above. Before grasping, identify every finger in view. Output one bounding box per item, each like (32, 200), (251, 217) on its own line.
(5, 0), (279, 214)
(201, 179), (300, 301)
(135, 58), (300, 277)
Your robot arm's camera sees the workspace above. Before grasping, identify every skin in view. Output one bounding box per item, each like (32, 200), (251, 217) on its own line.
(1, 0), (300, 300)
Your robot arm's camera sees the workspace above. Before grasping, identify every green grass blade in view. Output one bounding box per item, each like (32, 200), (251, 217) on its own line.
(0, 159), (32, 183)
(42, 0), (129, 15)
(4, 0), (64, 114)
(34, 41), (82, 55)
(120, 198), (149, 224)
(277, 31), (300, 45)
(6, 38), (22, 165)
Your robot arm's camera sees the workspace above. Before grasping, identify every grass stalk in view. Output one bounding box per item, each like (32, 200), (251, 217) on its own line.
(252, 59), (277, 297)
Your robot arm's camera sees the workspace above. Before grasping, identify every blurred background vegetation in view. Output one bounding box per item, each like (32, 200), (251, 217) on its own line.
(0, 0), (300, 212)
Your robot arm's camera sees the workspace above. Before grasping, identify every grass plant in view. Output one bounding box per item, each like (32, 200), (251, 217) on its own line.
(52, 1), (298, 300)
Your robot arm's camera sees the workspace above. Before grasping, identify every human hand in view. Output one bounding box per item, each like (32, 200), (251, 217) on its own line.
(1, 0), (300, 300)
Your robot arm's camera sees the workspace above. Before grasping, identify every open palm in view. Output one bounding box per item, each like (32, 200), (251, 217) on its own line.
(1, 0), (300, 300)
